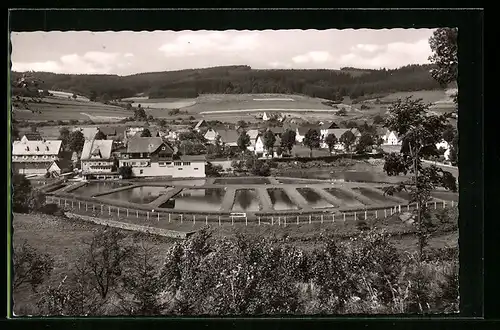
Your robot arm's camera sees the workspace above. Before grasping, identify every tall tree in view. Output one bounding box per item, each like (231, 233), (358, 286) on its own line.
(280, 129), (296, 155)
(325, 133), (338, 153)
(13, 241), (54, 292)
(68, 130), (85, 153)
(59, 127), (71, 150)
(140, 128), (152, 137)
(428, 28), (458, 90)
(237, 130), (251, 156)
(303, 129), (320, 158)
(383, 96), (457, 259)
(263, 130), (276, 158)
(94, 130), (107, 140)
(134, 108), (147, 121)
(340, 130), (356, 152)
(355, 132), (375, 154)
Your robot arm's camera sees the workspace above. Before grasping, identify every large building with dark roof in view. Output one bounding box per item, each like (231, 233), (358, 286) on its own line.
(119, 137), (205, 178)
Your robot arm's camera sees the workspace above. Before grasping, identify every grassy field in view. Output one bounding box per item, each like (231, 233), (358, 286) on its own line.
(12, 97), (132, 122)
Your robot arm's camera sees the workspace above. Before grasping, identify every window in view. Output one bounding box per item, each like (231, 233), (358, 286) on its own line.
(178, 168), (183, 170)
(183, 162), (191, 166)
(194, 168), (199, 170)
(139, 169), (143, 174)
(162, 147), (166, 150)
(159, 162), (166, 167)
(165, 162), (172, 166)
(174, 161), (182, 166)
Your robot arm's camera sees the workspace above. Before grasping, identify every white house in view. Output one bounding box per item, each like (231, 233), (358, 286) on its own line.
(246, 129), (260, 152)
(80, 139), (115, 180)
(262, 112), (270, 121)
(319, 121), (340, 140)
(436, 140), (451, 161)
(125, 127), (145, 139)
(381, 130), (401, 146)
(255, 135), (282, 158)
(119, 137), (206, 178)
(12, 139), (63, 176)
(204, 129), (219, 144)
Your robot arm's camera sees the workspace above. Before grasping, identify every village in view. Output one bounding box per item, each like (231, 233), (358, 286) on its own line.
(11, 111), (454, 181)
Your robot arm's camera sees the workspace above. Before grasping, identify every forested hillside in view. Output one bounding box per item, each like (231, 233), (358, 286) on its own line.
(11, 64), (441, 102)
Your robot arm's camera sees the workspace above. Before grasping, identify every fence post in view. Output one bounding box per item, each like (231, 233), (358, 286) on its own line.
(407, 204), (410, 211)
(309, 215), (312, 224)
(354, 212), (357, 221)
(218, 216), (221, 226)
(343, 213), (346, 222)
(434, 201), (437, 209)
(443, 201), (446, 208)
(206, 216), (208, 225)
(71, 200), (74, 208)
(321, 214), (324, 224)
(332, 214), (335, 223)
(297, 215), (299, 225)
(193, 215), (196, 225)
(398, 205), (401, 213)
(258, 216), (261, 226)
(231, 216), (234, 226)
(117, 207), (120, 217)
(158, 212), (160, 221)
(451, 200), (454, 207)
(136, 210), (138, 218)
(147, 212), (149, 220)
(390, 208), (393, 215)
(278, 217), (281, 226)
(271, 217), (274, 225)
(245, 216), (248, 226)
(79, 201), (80, 209)
(384, 209), (387, 218)
(180, 214), (183, 223)
(284, 216), (286, 227)
(127, 208), (129, 217)
(364, 210), (367, 220)
(375, 210), (378, 218)
(109, 206), (111, 215)
(64, 199), (67, 207)
(168, 213), (171, 222)
(93, 204), (95, 212)
(58, 198), (60, 206)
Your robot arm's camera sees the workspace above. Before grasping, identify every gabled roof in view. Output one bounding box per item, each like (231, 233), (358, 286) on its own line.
(98, 126), (126, 136)
(268, 127), (284, 134)
(194, 119), (207, 129)
(73, 127), (100, 140)
(21, 132), (43, 141)
(320, 121), (340, 130)
(12, 140), (62, 156)
(350, 128), (361, 137)
(217, 130), (239, 144)
(126, 137), (173, 154)
(81, 139), (113, 160)
(246, 129), (260, 140)
(327, 128), (351, 139)
(297, 125), (320, 135)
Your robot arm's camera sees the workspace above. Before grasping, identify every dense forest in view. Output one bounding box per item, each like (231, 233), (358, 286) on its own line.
(11, 64), (442, 102)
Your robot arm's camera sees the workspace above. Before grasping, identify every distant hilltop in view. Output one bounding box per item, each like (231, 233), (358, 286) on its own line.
(12, 64), (444, 103)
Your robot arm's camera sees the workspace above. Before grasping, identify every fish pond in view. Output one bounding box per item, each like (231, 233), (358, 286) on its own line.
(159, 188), (225, 212)
(101, 186), (174, 204)
(231, 189), (261, 212)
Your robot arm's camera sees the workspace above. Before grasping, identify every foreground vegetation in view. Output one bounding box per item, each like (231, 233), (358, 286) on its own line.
(13, 209), (458, 316)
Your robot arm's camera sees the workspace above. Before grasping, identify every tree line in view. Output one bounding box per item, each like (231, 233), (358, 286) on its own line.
(11, 64), (441, 102)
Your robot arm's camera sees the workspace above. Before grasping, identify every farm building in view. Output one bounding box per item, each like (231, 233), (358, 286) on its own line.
(295, 125), (320, 144)
(216, 130), (239, 148)
(204, 129), (218, 143)
(12, 139), (63, 176)
(20, 132), (43, 142)
(319, 121), (340, 140)
(246, 129), (260, 152)
(73, 127), (100, 141)
(194, 119), (209, 133)
(80, 139), (116, 180)
(380, 129), (401, 146)
(255, 135), (282, 158)
(98, 126), (127, 140)
(119, 137), (206, 178)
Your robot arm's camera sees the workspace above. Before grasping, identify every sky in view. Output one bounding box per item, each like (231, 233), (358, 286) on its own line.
(10, 29), (436, 76)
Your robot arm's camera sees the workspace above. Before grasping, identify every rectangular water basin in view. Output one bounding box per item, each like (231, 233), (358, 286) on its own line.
(296, 188), (335, 209)
(159, 188), (225, 212)
(70, 182), (131, 197)
(232, 189), (261, 212)
(323, 188), (366, 208)
(213, 177), (270, 185)
(101, 186), (174, 204)
(267, 188), (300, 211)
(352, 187), (394, 204)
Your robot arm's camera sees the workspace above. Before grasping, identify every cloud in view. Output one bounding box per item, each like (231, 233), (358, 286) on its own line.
(268, 61), (292, 69)
(12, 51), (133, 74)
(158, 31), (260, 57)
(337, 38), (431, 69)
(292, 51), (333, 64)
(351, 44), (383, 52)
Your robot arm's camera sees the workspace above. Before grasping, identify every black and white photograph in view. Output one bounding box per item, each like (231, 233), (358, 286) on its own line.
(10, 23), (460, 316)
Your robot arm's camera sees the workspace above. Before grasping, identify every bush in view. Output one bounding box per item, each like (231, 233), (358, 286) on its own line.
(118, 166), (133, 179)
(39, 203), (64, 216)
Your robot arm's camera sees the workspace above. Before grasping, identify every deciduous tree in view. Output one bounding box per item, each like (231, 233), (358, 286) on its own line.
(68, 130), (85, 153)
(325, 133), (338, 153)
(263, 130), (276, 158)
(340, 130), (356, 152)
(303, 129), (320, 158)
(280, 129), (296, 155)
(13, 241), (54, 292)
(94, 130), (107, 140)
